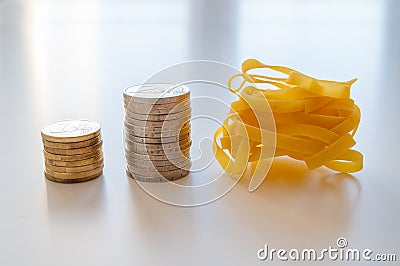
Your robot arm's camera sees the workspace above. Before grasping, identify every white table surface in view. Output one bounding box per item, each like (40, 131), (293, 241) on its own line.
(0, 0), (399, 265)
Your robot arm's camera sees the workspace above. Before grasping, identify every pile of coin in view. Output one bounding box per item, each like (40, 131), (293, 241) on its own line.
(123, 83), (192, 182)
(41, 119), (104, 183)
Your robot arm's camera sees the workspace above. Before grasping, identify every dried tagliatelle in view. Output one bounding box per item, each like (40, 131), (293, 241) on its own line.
(213, 59), (363, 182)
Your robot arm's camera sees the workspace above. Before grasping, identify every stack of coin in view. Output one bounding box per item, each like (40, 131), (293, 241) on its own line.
(123, 83), (191, 182)
(41, 119), (104, 183)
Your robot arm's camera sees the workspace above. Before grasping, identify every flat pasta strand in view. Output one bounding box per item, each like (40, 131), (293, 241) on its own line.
(213, 59), (363, 174)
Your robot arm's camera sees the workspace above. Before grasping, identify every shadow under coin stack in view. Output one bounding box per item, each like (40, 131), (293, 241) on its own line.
(41, 120), (104, 183)
(123, 84), (191, 182)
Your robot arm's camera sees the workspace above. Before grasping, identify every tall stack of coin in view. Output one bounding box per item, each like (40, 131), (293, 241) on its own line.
(123, 83), (191, 182)
(41, 119), (104, 183)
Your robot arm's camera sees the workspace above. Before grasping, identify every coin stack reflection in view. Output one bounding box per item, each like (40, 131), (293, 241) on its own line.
(123, 84), (191, 182)
(41, 120), (104, 183)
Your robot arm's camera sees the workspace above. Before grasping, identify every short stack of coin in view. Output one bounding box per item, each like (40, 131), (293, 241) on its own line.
(41, 119), (104, 183)
(123, 83), (191, 182)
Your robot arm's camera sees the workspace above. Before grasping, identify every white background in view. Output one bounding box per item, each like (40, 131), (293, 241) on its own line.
(0, 0), (399, 265)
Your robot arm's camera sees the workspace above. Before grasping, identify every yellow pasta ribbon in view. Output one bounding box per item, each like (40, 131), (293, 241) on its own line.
(213, 59), (363, 177)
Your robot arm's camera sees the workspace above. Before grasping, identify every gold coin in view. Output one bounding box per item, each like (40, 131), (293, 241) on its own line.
(125, 148), (190, 161)
(124, 121), (190, 133)
(126, 168), (166, 183)
(128, 159), (191, 171)
(45, 153), (104, 167)
(126, 156), (191, 167)
(124, 126), (190, 139)
(125, 136), (191, 149)
(125, 140), (191, 155)
(45, 159), (104, 173)
(123, 125), (190, 139)
(125, 139), (192, 155)
(126, 157), (191, 168)
(44, 140), (103, 155)
(123, 96), (189, 107)
(43, 148), (102, 161)
(42, 135), (102, 149)
(125, 142), (190, 156)
(125, 139), (191, 150)
(124, 115), (190, 127)
(124, 98), (190, 108)
(45, 166), (104, 180)
(124, 120), (189, 132)
(127, 165), (189, 179)
(126, 152), (190, 165)
(128, 164), (190, 173)
(45, 170), (102, 183)
(123, 83), (190, 104)
(41, 119), (101, 143)
(129, 146), (189, 156)
(125, 155), (190, 167)
(125, 108), (191, 122)
(124, 101), (190, 115)
(125, 132), (190, 144)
